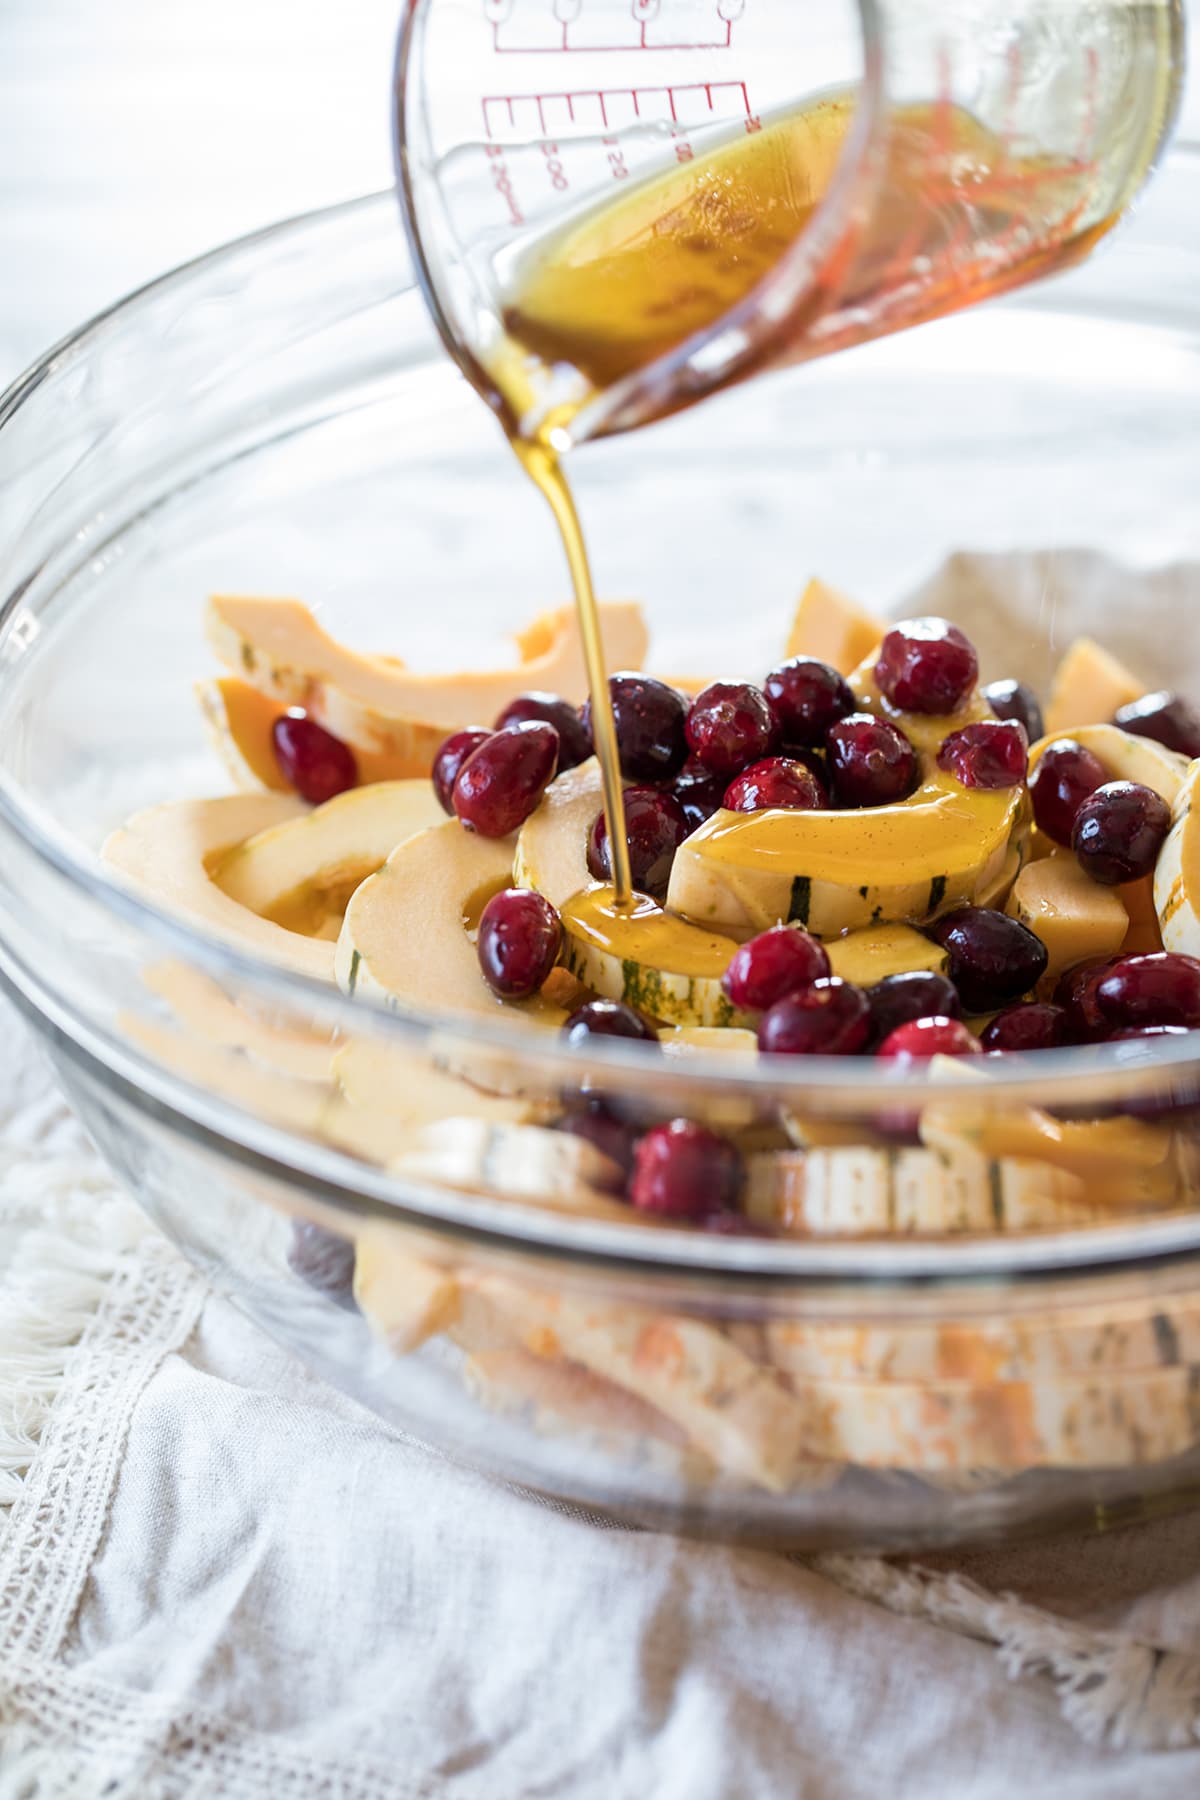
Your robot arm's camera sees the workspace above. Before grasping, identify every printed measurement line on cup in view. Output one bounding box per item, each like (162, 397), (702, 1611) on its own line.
(484, 0), (745, 54)
(482, 79), (752, 138)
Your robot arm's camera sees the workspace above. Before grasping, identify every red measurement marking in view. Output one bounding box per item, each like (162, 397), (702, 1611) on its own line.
(481, 80), (750, 139)
(488, 0), (738, 54)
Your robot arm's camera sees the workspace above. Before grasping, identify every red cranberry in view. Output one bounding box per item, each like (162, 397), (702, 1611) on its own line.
(723, 757), (825, 814)
(875, 618), (979, 715)
(1095, 953), (1200, 1031)
(780, 746), (832, 804)
(476, 888), (562, 999)
(1029, 738), (1108, 845)
(825, 714), (918, 808)
(672, 757), (730, 832)
(763, 657), (855, 747)
(581, 675), (688, 783)
(981, 1002), (1069, 1052)
(758, 978), (872, 1056)
(877, 1016), (981, 1061)
(984, 678), (1045, 744)
(867, 971), (962, 1042)
(629, 1120), (743, 1220)
(287, 1221), (357, 1311)
(272, 713), (358, 805)
(1114, 691), (1200, 760)
(722, 925), (830, 1013)
(685, 682), (778, 777)
(563, 999), (658, 1046)
(453, 721), (559, 837)
(432, 726), (492, 814)
(558, 1100), (638, 1182)
(927, 907), (1048, 1013)
(1054, 957), (1124, 1042)
(587, 788), (690, 899)
(937, 720), (1028, 791)
(494, 692), (590, 769)
(1071, 781), (1172, 886)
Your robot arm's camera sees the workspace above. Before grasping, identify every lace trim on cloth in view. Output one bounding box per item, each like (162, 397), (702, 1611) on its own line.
(2, 1137), (1200, 1787)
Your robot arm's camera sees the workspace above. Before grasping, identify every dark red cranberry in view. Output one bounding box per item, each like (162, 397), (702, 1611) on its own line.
(867, 971), (962, 1042)
(876, 1016), (981, 1061)
(629, 1119), (743, 1220)
(563, 999), (658, 1046)
(432, 726), (493, 814)
(1028, 738), (1108, 845)
(581, 675), (688, 783)
(757, 978), (872, 1056)
(780, 746), (832, 804)
(1054, 957), (1124, 1043)
(927, 907), (1048, 1013)
(723, 757), (825, 814)
(672, 757), (730, 832)
(453, 720), (559, 837)
(722, 925), (830, 1013)
(587, 788), (690, 899)
(763, 657), (855, 747)
(1071, 782), (1172, 886)
(984, 678), (1045, 744)
(287, 1222), (357, 1311)
(476, 888), (562, 999)
(495, 692), (590, 769)
(558, 1100), (638, 1182)
(825, 714), (917, 808)
(1114, 691), (1200, 759)
(937, 720), (1028, 791)
(272, 713), (358, 805)
(875, 618), (979, 715)
(1096, 953), (1200, 1031)
(685, 682), (779, 777)
(980, 1002), (1069, 1052)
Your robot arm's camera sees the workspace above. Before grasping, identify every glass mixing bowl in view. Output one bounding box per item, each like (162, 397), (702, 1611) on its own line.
(1, 155), (1200, 1551)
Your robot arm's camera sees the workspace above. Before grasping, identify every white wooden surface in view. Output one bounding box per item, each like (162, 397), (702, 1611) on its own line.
(0, 0), (1197, 385)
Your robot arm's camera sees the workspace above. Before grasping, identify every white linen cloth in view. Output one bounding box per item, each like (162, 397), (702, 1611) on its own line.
(4, 1003), (1200, 1799)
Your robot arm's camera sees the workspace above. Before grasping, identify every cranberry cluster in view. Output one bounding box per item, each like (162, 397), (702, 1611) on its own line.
(1029, 738), (1171, 883)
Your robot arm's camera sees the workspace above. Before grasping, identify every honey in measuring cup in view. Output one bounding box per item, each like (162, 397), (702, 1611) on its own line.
(396, 1), (1183, 921)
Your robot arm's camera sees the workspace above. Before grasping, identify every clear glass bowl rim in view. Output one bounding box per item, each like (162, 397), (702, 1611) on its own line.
(3, 166), (1200, 1286)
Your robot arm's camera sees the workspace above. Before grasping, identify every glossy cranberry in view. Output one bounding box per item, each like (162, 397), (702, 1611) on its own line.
(432, 726), (492, 814)
(272, 713), (358, 805)
(563, 999), (658, 1046)
(876, 1016), (981, 1061)
(928, 907), (1048, 1013)
(721, 925), (831, 1014)
(476, 888), (562, 999)
(825, 714), (917, 808)
(629, 1119), (743, 1220)
(1054, 957), (1124, 1043)
(1071, 781), (1172, 886)
(494, 692), (590, 769)
(1028, 738), (1108, 845)
(587, 788), (690, 898)
(757, 978), (872, 1057)
(672, 757), (730, 832)
(723, 757), (825, 814)
(685, 681), (778, 777)
(867, 971), (962, 1042)
(937, 720), (1028, 791)
(453, 720), (559, 837)
(287, 1222), (357, 1311)
(780, 746), (832, 804)
(558, 1100), (638, 1182)
(763, 657), (855, 747)
(980, 1002), (1069, 1053)
(874, 618), (979, 715)
(1095, 953), (1200, 1031)
(1114, 691), (1200, 760)
(984, 678), (1045, 744)
(581, 675), (688, 783)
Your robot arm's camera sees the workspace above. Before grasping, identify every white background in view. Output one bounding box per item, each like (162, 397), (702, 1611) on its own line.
(0, 0), (1197, 381)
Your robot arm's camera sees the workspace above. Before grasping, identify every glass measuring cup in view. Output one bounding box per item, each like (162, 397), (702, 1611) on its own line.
(394, 0), (1185, 447)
